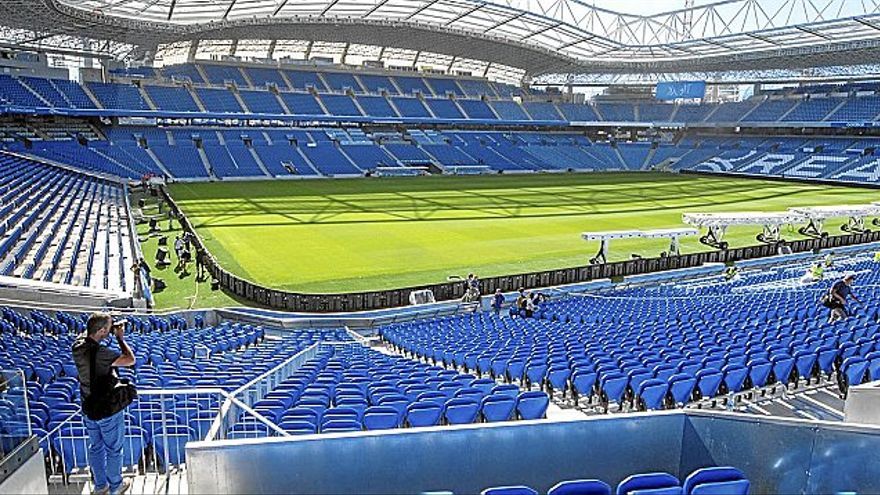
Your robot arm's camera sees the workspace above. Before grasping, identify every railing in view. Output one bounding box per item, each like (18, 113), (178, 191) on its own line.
(0, 370), (31, 462)
(35, 340), (344, 486)
(232, 344), (320, 407)
(40, 388), (228, 485)
(160, 185), (880, 313)
(37, 385), (297, 487)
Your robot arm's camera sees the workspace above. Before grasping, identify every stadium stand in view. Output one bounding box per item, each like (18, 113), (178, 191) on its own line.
(5, 68), (880, 130)
(425, 77), (464, 96)
(319, 94), (363, 116)
(239, 89), (285, 114)
(595, 103), (635, 122)
(391, 96), (432, 118)
(201, 64), (249, 87)
(283, 70), (328, 91)
(458, 99), (498, 120)
(6, 2), (880, 493)
(144, 85), (200, 112)
(0, 306), (551, 449)
(490, 100), (530, 120)
(522, 102), (563, 121)
(357, 74), (398, 95)
(0, 153), (135, 291)
(244, 66), (288, 89)
(356, 95), (398, 118)
(395, 76), (433, 95)
(382, 250), (880, 413)
(85, 82), (150, 111)
(424, 98), (465, 119)
(161, 64), (205, 84)
(782, 97), (843, 122)
(279, 92), (325, 115)
(195, 88), (244, 113)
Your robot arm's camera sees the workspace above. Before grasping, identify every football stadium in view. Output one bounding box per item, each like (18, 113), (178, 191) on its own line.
(5, 0), (880, 493)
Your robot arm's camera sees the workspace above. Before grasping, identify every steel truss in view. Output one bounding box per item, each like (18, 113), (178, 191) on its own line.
(2, 0), (880, 76)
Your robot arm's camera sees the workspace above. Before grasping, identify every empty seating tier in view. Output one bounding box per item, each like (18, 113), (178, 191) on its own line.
(0, 154), (135, 292)
(381, 251), (880, 413)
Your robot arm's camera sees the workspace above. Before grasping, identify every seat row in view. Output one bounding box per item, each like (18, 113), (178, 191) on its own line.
(227, 344), (550, 437)
(478, 466), (749, 495)
(0, 154), (135, 291)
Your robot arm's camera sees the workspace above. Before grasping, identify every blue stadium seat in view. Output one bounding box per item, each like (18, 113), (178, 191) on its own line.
(482, 486), (539, 495)
(363, 406), (401, 430)
(515, 391), (549, 420)
(616, 473), (681, 495)
(444, 398), (480, 425)
(406, 402), (444, 427)
(682, 467), (749, 495)
(549, 479), (613, 495)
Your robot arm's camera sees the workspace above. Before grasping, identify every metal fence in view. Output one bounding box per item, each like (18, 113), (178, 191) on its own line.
(159, 186), (880, 313)
(35, 385), (300, 487)
(27, 340), (335, 487)
(232, 344), (320, 407)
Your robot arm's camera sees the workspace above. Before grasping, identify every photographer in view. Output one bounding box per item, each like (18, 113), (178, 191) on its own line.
(72, 313), (136, 495)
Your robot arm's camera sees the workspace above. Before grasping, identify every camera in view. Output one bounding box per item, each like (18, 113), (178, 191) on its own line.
(112, 318), (128, 328)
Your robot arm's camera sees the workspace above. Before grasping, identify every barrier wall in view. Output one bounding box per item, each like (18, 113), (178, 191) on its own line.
(681, 413), (880, 494)
(185, 411), (880, 495)
(187, 414), (685, 494)
(160, 187), (880, 312)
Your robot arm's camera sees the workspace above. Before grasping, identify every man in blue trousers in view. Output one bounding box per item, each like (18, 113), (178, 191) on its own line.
(72, 313), (136, 495)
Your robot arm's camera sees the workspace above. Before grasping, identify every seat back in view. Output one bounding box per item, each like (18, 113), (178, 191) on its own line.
(363, 406), (401, 430)
(406, 402), (443, 427)
(617, 472), (680, 495)
(548, 479), (612, 495)
(682, 467), (746, 494)
(481, 394), (516, 422)
(516, 391), (549, 420)
(444, 398), (480, 425)
(481, 486), (539, 495)
(689, 479), (749, 495)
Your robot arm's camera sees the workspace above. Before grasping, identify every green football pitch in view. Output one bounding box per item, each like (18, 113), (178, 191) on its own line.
(167, 173), (878, 295)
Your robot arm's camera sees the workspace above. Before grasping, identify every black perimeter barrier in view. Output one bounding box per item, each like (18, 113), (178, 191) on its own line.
(159, 187), (880, 313)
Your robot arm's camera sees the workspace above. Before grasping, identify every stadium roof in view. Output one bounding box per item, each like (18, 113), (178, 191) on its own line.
(3, 0), (880, 76)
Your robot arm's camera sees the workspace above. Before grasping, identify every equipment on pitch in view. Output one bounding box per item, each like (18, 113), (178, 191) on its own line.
(581, 228), (698, 264)
(682, 212), (805, 249)
(789, 205), (880, 237)
(409, 289), (436, 305)
(375, 166), (429, 177)
(444, 165), (493, 175)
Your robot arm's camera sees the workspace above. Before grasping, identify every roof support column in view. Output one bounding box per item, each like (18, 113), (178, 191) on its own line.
(304, 41), (314, 61)
(341, 42), (350, 64)
(267, 39), (277, 61)
(412, 50), (421, 68)
(229, 39), (238, 57)
(187, 40), (199, 63)
(447, 56), (457, 74)
(482, 62), (492, 78)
